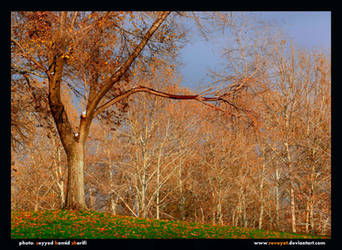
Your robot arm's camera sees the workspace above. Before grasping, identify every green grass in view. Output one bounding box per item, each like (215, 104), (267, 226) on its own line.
(11, 210), (329, 239)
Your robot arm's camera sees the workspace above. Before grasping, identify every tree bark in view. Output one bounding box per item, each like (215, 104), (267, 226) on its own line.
(178, 159), (185, 221)
(55, 148), (65, 208)
(309, 164), (315, 234)
(275, 167), (280, 229)
(258, 148), (266, 229)
(64, 141), (88, 210)
(290, 186), (296, 233)
(305, 201), (310, 234)
(156, 154), (160, 220)
(285, 140), (296, 233)
(217, 200), (223, 225)
(258, 177), (265, 229)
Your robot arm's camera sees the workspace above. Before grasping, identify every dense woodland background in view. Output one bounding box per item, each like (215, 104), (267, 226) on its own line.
(11, 12), (330, 236)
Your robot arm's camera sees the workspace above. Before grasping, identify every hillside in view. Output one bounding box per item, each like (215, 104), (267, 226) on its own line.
(11, 210), (329, 239)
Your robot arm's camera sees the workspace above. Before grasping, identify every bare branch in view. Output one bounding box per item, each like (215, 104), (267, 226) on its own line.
(93, 85), (247, 119)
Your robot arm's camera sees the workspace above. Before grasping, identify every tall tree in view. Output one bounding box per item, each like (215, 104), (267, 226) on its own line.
(11, 11), (252, 210)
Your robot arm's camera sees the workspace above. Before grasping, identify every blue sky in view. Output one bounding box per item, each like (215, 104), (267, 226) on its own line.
(178, 11), (331, 90)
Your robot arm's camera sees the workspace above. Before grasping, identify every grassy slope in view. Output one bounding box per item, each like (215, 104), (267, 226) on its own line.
(11, 210), (329, 239)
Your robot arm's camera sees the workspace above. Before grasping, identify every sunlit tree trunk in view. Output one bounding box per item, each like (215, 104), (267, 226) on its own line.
(52, 135), (65, 208)
(64, 141), (88, 210)
(141, 152), (147, 218)
(305, 201), (310, 234)
(178, 159), (185, 221)
(34, 192), (39, 212)
(110, 193), (119, 215)
(155, 131), (168, 220)
(309, 164), (316, 234)
(284, 140), (296, 233)
(217, 199), (223, 225)
(274, 160), (281, 230)
(155, 142), (163, 220)
(232, 208), (236, 227)
(258, 159), (265, 229)
(155, 121), (169, 219)
(242, 196), (247, 228)
(290, 186), (296, 233)
(108, 160), (120, 215)
(285, 143), (296, 233)
(200, 207), (205, 224)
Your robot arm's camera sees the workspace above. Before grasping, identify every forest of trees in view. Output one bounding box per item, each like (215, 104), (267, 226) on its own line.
(11, 11), (330, 236)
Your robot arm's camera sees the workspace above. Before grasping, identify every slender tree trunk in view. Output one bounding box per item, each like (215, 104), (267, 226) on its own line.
(89, 187), (95, 210)
(108, 158), (116, 215)
(217, 200), (223, 225)
(242, 196), (247, 228)
(258, 154), (266, 229)
(155, 118), (169, 220)
(156, 139), (162, 220)
(141, 154), (147, 218)
(108, 160), (120, 215)
(275, 167), (280, 229)
(285, 141), (296, 233)
(305, 201), (310, 234)
(235, 199), (242, 227)
(258, 195), (264, 229)
(64, 142), (88, 210)
(309, 204), (314, 234)
(56, 169), (65, 208)
(156, 161), (160, 219)
(110, 193), (119, 215)
(237, 186), (246, 227)
(34, 192), (39, 212)
(290, 186), (296, 233)
(232, 208), (236, 227)
(212, 207), (216, 225)
(178, 159), (185, 221)
(127, 178), (139, 217)
(309, 164), (315, 234)
(200, 207), (205, 224)
(54, 141), (65, 208)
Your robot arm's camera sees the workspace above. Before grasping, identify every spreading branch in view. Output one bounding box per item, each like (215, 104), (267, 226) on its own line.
(86, 12), (171, 120)
(93, 85), (252, 122)
(80, 11), (171, 145)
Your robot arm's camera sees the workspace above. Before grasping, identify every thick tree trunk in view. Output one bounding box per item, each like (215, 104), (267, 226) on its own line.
(64, 142), (88, 210)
